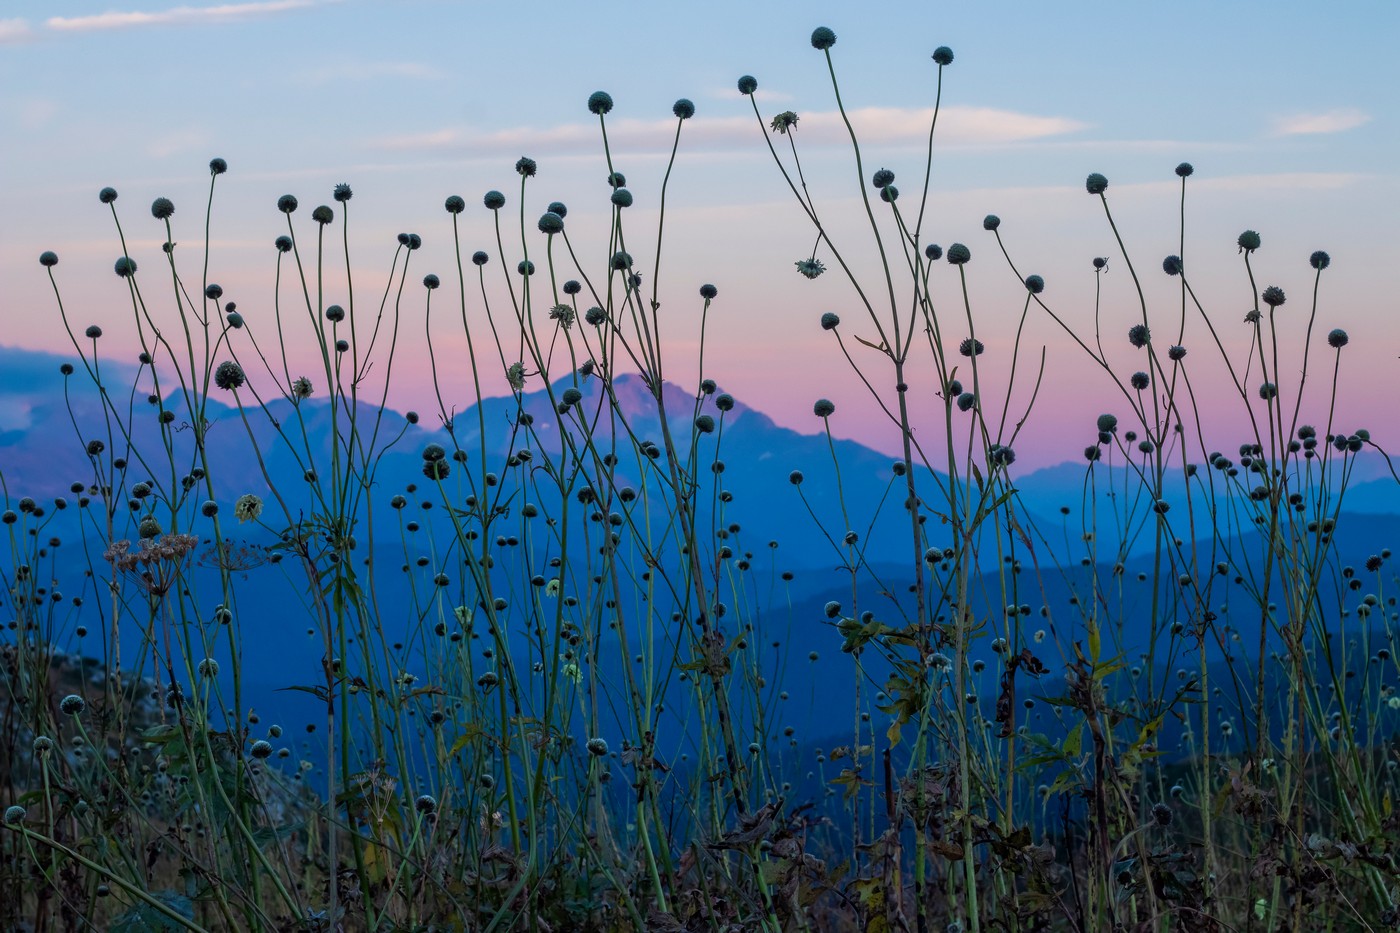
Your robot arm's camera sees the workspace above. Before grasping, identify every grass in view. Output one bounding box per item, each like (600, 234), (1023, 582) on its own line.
(4, 26), (1400, 932)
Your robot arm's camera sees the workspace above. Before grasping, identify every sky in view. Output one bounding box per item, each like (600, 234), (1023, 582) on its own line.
(2, 0), (1398, 469)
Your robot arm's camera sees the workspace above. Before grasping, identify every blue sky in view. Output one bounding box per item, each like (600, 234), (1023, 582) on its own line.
(2, 1), (1396, 465)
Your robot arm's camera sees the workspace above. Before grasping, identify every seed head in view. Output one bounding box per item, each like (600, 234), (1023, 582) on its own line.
(277, 194), (298, 214)
(1174, 162), (1194, 178)
(925, 244), (942, 261)
(85, 325), (103, 339)
(311, 205), (334, 225)
(982, 214), (1000, 231)
(99, 187), (118, 204)
(1085, 173), (1108, 195)
(1237, 230), (1261, 252)
(959, 338), (984, 357)
(561, 387), (583, 407)
(700, 283), (718, 299)
(515, 157), (537, 177)
(234, 494), (263, 523)
(1327, 328), (1348, 348)
(795, 258), (825, 279)
(585, 306), (606, 326)
(932, 46), (954, 65)
(611, 188), (633, 208)
(39, 251), (58, 267)
(201, 500), (218, 517)
(606, 171), (627, 189)
(1093, 257), (1107, 270)
(3, 805), (24, 826)
(586, 737), (609, 756)
(423, 274), (439, 289)
(673, 98), (695, 119)
(820, 312), (840, 330)
(872, 168), (895, 189)
(1259, 382), (1277, 400)
(770, 111), (798, 134)
(813, 399), (835, 418)
(879, 185), (898, 203)
(1162, 255), (1182, 276)
(114, 256), (138, 277)
(1130, 371), (1150, 390)
(151, 197), (175, 220)
(332, 182), (352, 203)
(538, 211), (564, 234)
(518, 260), (534, 277)
(563, 279), (581, 295)
(1168, 345), (1187, 361)
(1261, 286), (1286, 307)
(738, 75), (758, 95)
(1024, 274), (1044, 294)
(695, 414), (715, 434)
(250, 740), (273, 760)
(810, 26), (836, 50)
(1310, 250), (1330, 270)
(60, 694), (86, 716)
(414, 794), (437, 814)
(947, 243), (971, 265)
(587, 91), (614, 115)
(957, 392), (975, 412)
(215, 361), (246, 391)
(274, 235), (293, 253)
(610, 251), (632, 270)
(471, 250), (489, 266)
(1128, 324), (1150, 348)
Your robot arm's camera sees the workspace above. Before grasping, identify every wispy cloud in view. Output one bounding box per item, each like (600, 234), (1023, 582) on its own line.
(1273, 108), (1371, 136)
(369, 105), (1086, 157)
(46, 0), (335, 33)
(0, 18), (33, 43)
(295, 61), (446, 85)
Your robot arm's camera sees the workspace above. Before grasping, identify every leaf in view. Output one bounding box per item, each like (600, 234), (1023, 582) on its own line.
(1062, 722), (1083, 759)
(886, 719), (902, 748)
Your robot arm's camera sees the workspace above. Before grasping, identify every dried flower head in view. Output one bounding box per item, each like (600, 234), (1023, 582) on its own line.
(1327, 328), (1348, 348)
(738, 75), (758, 95)
(947, 243), (971, 265)
(700, 283), (718, 299)
(311, 205), (334, 225)
(1128, 324), (1150, 348)
(959, 338), (985, 357)
(810, 26), (836, 49)
(820, 312), (840, 330)
(932, 46), (954, 66)
(515, 157), (537, 177)
(1024, 274), (1044, 294)
(234, 494), (263, 523)
(1237, 230), (1261, 252)
(673, 98), (695, 119)
(1085, 173), (1108, 195)
(770, 111), (799, 134)
(1310, 250), (1331, 270)
(114, 256), (138, 277)
(1261, 286), (1285, 307)
(99, 187), (118, 204)
(151, 197), (175, 220)
(795, 258), (825, 279)
(215, 361), (245, 391)
(277, 194), (298, 214)
(333, 183), (352, 202)
(587, 91), (614, 115)
(813, 399), (836, 418)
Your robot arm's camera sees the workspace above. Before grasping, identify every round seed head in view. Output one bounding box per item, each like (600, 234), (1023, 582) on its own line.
(982, 214), (1000, 231)
(587, 91), (614, 115)
(947, 243), (971, 265)
(215, 360), (246, 391)
(932, 46), (954, 65)
(99, 187), (118, 204)
(673, 98), (695, 119)
(311, 205), (334, 225)
(700, 283), (718, 300)
(820, 312), (840, 330)
(1327, 328), (1348, 348)
(277, 194), (298, 214)
(1162, 255), (1182, 276)
(1310, 250), (1330, 270)
(151, 197), (175, 220)
(1024, 274), (1044, 294)
(1085, 173), (1108, 195)
(332, 182), (352, 202)
(1237, 229), (1261, 252)
(1174, 162), (1193, 178)
(471, 250), (489, 266)
(423, 274), (440, 289)
(60, 694), (85, 715)
(738, 75), (758, 95)
(810, 26), (836, 50)
(515, 157), (537, 177)
(925, 244), (942, 261)
(813, 398), (836, 418)
(538, 211), (564, 234)
(39, 251), (58, 267)
(1261, 285), (1286, 307)
(114, 256), (138, 277)
(611, 188), (633, 208)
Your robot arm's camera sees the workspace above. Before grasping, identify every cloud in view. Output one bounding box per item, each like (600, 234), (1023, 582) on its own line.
(46, 0), (335, 33)
(368, 105), (1087, 157)
(0, 18), (33, 43)
(295, 61), (446, 84)
(1272, 108), (1371, 136)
